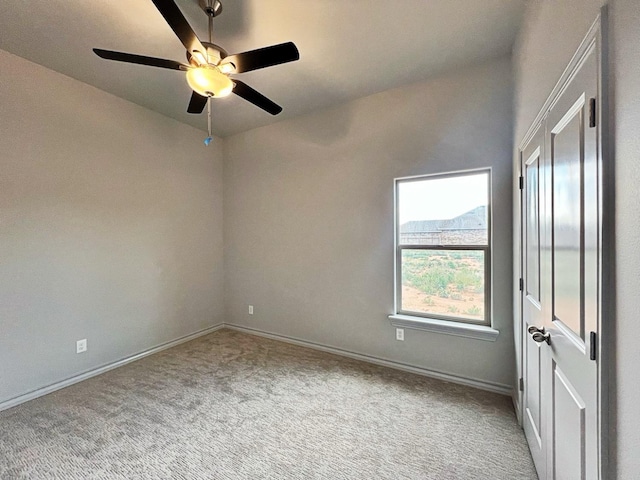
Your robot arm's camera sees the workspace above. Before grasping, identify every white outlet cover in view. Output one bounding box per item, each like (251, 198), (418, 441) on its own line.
(396, 328), (405, 341)
(248, 305), (254, 315)
(76, 339), (87, 353)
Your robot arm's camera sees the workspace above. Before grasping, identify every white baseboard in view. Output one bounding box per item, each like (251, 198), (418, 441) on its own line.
(0, 323), (225, 412)
(225, 323), (513, 396)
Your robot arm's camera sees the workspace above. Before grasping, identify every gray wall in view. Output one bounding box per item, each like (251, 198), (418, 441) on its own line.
(513, 0), (640, 476)
(611, 0), (640, 475)
(0, 50), (225, 404)
(224, 57), (515, 389)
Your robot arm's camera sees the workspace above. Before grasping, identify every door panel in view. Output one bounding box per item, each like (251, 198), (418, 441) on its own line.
(526, 336), (542, 436)
(526, 150), (541, 301)
(553, 363), (586, 480)
(550, 103), (584, 340)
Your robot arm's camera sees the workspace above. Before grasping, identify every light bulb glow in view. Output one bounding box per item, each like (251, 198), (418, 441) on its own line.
(217, 62), (236, 74)
(186, 66), (233, 98)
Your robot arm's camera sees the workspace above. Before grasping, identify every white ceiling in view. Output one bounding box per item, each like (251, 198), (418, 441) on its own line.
(0, 0), (526, 137)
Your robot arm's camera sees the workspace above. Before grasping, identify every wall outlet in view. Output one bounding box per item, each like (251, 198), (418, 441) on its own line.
(396, 328), (405, 341)
(76, 339), (87, 354)
(248, 305), (254, 315)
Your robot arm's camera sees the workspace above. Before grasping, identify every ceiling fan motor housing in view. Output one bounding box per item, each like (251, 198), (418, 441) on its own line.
(187, 43), (228, 66)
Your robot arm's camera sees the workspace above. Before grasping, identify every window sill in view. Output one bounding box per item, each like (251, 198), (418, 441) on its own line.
(388, 314), (500, 342)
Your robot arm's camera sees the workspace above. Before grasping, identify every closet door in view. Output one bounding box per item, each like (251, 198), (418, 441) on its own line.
(520, 19), (604, 479)
(521, 125), (548, 478)
(543, 41), (599, 480)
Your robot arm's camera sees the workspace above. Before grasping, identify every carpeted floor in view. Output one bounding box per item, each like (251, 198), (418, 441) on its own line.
(0, 329), (537, 479)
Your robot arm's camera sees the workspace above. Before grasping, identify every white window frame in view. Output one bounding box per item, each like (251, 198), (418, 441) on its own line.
(389, 168), (499, 342)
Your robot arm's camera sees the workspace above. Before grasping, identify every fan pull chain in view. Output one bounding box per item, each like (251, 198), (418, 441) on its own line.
(204, 97), (213, 146)
(207, 1), (214, 63)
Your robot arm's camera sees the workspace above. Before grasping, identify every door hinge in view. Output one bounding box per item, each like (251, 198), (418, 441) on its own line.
(590, 331), (597, 361)
(519, 377), (524, 392)
(519, 278), (524, 291)
(589, 97), (597, 128)
(519, 176), (524, 190)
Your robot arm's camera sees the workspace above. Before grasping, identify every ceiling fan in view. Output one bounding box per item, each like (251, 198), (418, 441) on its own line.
(93, 0), (299, 120)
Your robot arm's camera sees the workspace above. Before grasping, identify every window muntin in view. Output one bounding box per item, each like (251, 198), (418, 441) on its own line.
(395, 170), (491, 325)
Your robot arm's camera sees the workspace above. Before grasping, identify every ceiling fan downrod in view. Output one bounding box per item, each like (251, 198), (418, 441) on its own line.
(202, 0), (222, 48)
(202, 0), (222, 50)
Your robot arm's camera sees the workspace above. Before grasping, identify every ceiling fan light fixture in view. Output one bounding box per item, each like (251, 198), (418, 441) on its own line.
(191, 50), (208, 66)
(186, 66), (233, 98)
(93, 0), (299, 116)
(217, 62), (235, 74)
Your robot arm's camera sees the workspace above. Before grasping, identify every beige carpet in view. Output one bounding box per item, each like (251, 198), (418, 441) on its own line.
(0, 329), (537, 479)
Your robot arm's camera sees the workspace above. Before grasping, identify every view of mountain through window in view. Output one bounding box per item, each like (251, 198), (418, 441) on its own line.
(397, 171), (490, 323)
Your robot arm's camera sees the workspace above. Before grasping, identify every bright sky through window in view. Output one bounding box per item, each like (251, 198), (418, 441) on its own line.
(398, 173), (489, 224)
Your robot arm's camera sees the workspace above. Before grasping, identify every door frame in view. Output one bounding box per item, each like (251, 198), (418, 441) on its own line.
(515, 7), (613, 478)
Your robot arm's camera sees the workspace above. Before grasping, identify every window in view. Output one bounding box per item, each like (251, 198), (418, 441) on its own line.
(395, 169), (491, 325)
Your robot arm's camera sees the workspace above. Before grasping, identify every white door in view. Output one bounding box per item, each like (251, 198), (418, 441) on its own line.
(521, 28), (602, 480)
(543, 40), (599, 480)
(521, 124), (547, 478)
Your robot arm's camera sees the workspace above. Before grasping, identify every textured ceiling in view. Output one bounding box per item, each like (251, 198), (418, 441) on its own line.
(0, 0), (526, 137)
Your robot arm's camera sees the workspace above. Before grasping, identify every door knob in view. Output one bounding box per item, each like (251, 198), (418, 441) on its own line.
(532, 331), (551, 345)
(527, 325), (544, 335)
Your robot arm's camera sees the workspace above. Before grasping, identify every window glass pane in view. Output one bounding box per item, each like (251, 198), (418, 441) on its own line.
(401, 249), (485, 321)
(398, 173), (488, 246)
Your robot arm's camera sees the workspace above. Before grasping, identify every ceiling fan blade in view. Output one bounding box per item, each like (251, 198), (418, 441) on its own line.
(232, 80), (283, 115)
(151, 0), (207, 62)
(187, 91), (208, 114)
(93, 49), (188, 70)
(224, 42), (299, 74)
